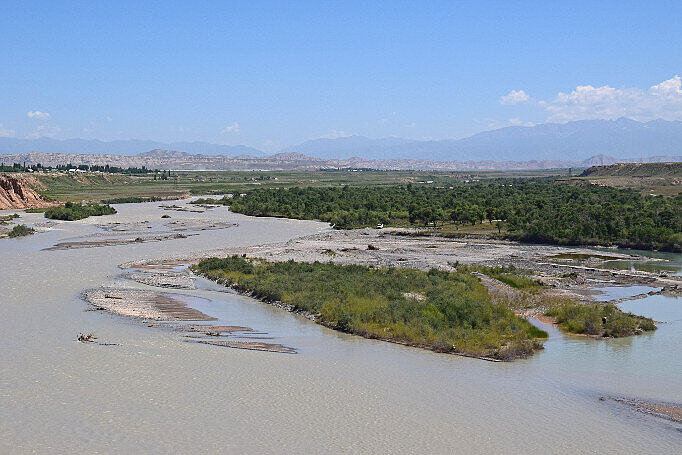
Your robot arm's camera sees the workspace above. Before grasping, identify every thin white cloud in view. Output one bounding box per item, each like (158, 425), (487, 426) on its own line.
(500, 90), (530, 105)
(0, 123), (15, 137)
(319, 130), (352, 139)
(28, 125), (61, 138)
(516, 76), (682, 122)
(220, 122), (240, 134)
(508, 118), (535, 127)
(27, 110), (51, 120)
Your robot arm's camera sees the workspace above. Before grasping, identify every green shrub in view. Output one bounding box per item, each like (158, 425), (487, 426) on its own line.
(44, 202), (116, 221)
(190, 197), (230, 205)
(546, 302), (656, 337)
(0, 213), (20, 223)
(194, 256), (548, 360)
(7, 224), (35, 237)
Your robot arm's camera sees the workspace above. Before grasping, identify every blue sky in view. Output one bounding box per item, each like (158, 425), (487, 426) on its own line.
(2, 1), (681, 150)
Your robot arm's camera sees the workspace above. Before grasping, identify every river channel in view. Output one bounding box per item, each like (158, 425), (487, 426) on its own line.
(1, 201), (680, 453)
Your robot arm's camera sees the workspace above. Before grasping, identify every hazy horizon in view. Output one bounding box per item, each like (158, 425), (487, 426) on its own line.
(2, 117), (682, 165)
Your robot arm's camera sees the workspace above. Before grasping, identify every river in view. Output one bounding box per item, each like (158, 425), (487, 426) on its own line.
(1, 201), (680, 453)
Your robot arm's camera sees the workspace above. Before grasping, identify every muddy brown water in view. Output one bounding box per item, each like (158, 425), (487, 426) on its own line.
(1, 200), (681, 453)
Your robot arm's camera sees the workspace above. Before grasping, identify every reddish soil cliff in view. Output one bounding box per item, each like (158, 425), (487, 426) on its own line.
(0, 174), (55, 209)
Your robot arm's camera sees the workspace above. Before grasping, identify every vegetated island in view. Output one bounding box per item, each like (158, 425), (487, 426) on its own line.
(0, 213), (20, 224)
(44, 201), (117, 221)
(185, 231), (660, 359)
(193, 256), (549, 360)
(227, 180), (682, 252)
(190, 197), (230, 206)
(545, 302), (656, 337)
(456, 265), (656, 337)
(1, 215), (35, 238)
(7, 224), (35, 238)
(100, 196), (163, 204)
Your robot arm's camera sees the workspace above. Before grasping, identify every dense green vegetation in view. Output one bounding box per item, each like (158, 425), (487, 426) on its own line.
(7, 224), (35, 237)
(0, 162), (39, 172)
(44, 202), (117, 221)
(193, 256), (547, 360)
(1, 162), (157, 174)
(229, 181), (682, 251)
(546, 302), (656, 337)
(52, 164), (157, 174)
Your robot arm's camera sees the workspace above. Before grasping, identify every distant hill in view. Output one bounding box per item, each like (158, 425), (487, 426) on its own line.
(2, 118), (682, 164)
(581, 162), (682, 178)
(1, 149), (677, 172)
(283, 118), (682, 162)
(278, 136), (416, 159)
(0, 137), (264, 157)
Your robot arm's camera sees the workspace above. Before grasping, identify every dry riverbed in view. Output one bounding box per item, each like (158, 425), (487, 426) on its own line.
(83, 287), (297, 354)
(123, 228), (682, 307)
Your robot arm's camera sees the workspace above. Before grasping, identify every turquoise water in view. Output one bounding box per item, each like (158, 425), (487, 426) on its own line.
(594, 285), (661, 301)
(599, 248), (682, 276)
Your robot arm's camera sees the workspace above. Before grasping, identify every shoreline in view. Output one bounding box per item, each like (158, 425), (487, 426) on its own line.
(103, 227), (681, 361)
(196, 270), (512, 362)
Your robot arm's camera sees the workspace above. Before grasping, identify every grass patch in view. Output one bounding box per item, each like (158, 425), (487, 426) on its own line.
(193, 256), (547, 360)
(44, 202), (117, 221)
(459, 265), (543, 290)
(24, 207), (48, 213)
(7, 224), (35, 237)
(545, 302), (656, 337)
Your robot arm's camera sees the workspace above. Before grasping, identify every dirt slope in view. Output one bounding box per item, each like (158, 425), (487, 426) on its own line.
(581, 162), (682, 177)
(0, 174), (55, 209)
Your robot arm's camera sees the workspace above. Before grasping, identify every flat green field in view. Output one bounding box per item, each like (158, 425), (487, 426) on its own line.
(30, 169), (572, 202)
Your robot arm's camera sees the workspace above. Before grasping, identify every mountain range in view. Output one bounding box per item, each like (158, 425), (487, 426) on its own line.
(1, 118), (681, 168)
(281, 118), (682, 161)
